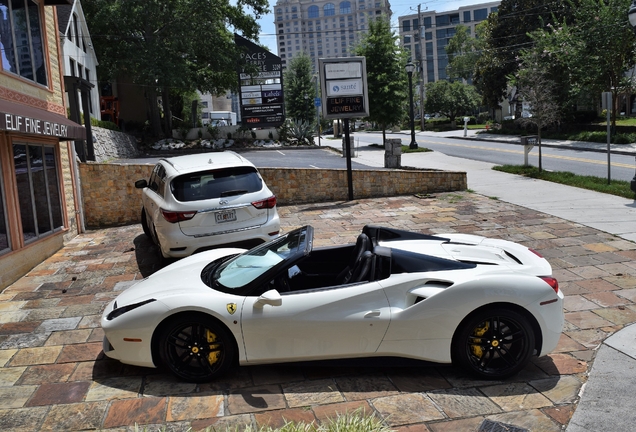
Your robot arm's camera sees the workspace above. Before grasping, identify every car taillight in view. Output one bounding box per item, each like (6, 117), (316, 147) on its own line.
(252, 196), (277, 209)
(161, 209), (197, 223)
(529, 248), (544, 258)
(539, 276), (559, 294)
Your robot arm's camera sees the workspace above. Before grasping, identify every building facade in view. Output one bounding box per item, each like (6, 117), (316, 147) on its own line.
(274, 0), (392, 72)
(56, 0), (101, 120)
(0, 0), (86, 289)
(399, 1), (500, 84)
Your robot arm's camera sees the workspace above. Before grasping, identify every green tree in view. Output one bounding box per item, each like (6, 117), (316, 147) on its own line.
(283, 53), (316, 127)
(473, 0), (577, 113)
(354, 17), (407, 144)
(534, 0), (636, 127)
(83, 0), (268, 138)
(514, 49), (561, 171)
(445, 24), (484, 81)
(424, 81), (480, 126)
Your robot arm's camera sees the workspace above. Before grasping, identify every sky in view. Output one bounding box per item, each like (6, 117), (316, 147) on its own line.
(257, 0), (492, 53)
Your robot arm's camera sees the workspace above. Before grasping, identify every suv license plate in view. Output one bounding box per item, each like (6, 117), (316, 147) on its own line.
(215, 209), (237, 223)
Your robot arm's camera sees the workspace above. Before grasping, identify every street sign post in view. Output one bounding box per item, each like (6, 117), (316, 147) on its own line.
(318, 57), (369, 200)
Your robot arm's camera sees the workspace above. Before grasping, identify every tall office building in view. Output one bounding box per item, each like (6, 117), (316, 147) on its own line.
(399, 1), (500, 84)
(274, 0), (392, 71)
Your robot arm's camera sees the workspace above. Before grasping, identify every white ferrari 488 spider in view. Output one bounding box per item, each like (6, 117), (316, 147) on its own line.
(101, 225), (564, 382)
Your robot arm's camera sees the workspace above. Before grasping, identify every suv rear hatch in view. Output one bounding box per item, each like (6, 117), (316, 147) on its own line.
(170, 166), (273, 236)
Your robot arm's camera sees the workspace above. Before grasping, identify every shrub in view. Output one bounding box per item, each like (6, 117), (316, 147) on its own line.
(207, 124), (220, 139)
(290, 119), (314, 145)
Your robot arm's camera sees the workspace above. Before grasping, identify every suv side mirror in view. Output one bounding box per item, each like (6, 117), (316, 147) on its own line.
(135, 179), (148, 189)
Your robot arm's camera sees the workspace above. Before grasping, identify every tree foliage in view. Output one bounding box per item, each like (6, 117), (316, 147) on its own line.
(473, 0), (577, 111)
(354, 17), (407, 143)
(446, 24), (485, 82)
(83, 0), (268, 137)
(515, 49), (561, 171)
(284, 53), (316, 127)
(532, 0), (636, 126)
(424, 81), (480, 125)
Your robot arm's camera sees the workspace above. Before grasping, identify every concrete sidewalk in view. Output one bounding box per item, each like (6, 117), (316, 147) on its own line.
(319, 130), (636, 432)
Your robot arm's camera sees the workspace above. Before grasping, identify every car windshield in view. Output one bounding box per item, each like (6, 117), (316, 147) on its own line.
(213, 227), (310, 289)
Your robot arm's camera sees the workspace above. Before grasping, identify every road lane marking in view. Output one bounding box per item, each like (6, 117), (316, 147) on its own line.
(276, 150), (286, 155)
(419, 140), (636, 169)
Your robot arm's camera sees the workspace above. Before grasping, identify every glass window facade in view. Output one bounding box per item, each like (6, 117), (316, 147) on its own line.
(0, 0), (48, 86)
(474, 8), (487, 21)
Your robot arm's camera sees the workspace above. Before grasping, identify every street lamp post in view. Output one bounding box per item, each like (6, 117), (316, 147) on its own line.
(629, 2), (636, 195)
(405, 62), (418, 149)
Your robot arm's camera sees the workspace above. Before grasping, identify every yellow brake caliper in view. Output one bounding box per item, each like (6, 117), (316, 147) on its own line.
(470, 321), (489, 358)
(206, 329), (221, 365)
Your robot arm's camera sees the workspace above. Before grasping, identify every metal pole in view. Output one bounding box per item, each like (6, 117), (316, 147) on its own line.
(344, 118), (354, 200)
(419, 4), (426, 130)
(408, 70), (418, 149)
(314, 75), (321, 146)
(607, 92), (611, 184)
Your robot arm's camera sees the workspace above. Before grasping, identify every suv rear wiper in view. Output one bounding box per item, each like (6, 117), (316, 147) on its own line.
(220, 189), (248, 197)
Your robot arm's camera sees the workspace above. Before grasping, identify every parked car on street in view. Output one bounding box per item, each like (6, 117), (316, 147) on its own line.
(135, 151), (280, 259)
(102, 224), (563, 382)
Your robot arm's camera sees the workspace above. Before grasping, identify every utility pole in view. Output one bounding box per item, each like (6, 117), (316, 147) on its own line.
(418, 4), (426, 130)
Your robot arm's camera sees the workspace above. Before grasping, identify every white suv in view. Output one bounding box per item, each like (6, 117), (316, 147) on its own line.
(136, 151), (280, 259)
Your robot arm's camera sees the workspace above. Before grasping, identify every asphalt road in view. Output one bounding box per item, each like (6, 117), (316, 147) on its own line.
(116, 145), (382, 170)
(356, 131), (636, 183)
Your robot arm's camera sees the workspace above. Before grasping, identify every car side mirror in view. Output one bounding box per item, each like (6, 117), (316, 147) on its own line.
(255, 289), (282, 308)
(135, 179), (148, 189)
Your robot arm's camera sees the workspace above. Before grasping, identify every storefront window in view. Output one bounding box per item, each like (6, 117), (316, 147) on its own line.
(13, 143), (63, 243)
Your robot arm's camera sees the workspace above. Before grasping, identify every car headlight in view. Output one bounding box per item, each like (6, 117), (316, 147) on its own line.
(106, 299), (157, 320)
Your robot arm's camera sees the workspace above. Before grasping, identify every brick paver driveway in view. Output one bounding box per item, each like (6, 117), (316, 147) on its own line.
(1, 193), (635, 431)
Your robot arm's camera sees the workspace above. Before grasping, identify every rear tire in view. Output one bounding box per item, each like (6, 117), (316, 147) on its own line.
(141, 208), (151, 238)
(158, 314), (235, 382)
(452, 307), (535, 379)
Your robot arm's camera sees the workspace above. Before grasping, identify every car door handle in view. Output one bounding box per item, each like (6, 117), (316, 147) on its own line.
(364, 310), (381, 318)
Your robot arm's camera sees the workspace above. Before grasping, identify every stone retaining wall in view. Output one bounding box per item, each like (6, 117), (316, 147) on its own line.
(79, 163), (467, 228)
(92, 127), (139, 162)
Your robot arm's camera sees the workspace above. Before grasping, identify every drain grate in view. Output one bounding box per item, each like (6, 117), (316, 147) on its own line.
(478, 419), (529, 432)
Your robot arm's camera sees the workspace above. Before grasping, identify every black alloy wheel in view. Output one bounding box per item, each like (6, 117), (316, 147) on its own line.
(452, 308), (535, 379)
(158, 315), (235, 382)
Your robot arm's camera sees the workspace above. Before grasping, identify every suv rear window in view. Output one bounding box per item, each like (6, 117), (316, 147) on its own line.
(171, 166), (263, 202)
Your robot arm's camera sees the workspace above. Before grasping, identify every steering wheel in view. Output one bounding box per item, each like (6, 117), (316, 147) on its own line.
(275, 275), (291, 292)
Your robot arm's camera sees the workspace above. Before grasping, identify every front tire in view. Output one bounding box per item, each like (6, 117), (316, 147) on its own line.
(158, 314), (235, 382)
(452, 308), (535, 379)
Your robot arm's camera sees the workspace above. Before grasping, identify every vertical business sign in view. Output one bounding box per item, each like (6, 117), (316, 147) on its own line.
(319, 57), (369, 119)
(235, 34), (285, 128)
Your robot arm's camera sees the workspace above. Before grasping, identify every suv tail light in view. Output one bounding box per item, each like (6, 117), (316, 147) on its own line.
(252, 196), (277, 209)
(161, 209), (197, 223)
(539, 276), (559, 294)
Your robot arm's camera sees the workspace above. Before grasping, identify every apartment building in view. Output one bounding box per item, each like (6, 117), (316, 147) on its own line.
(399, 1), (500, 84)
(274, 0), (392, 71)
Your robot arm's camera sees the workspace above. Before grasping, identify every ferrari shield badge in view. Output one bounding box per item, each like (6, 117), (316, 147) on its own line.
(226, 303), (237, 315)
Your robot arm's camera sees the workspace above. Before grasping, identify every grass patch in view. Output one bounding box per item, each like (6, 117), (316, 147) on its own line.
(401, 145), (432, 153)
(133, 410), (390, 432)
(367, 143), (432, 153)
(493, 165), (636, 200)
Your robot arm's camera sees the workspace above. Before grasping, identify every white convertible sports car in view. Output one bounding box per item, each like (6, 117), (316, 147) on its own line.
(101, 225), (564, 382)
